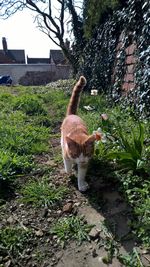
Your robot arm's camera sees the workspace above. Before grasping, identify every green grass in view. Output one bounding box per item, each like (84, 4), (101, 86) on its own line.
(21, 179), (68, 207)
(51, 215), (92, 246)
(0, 86), (67, 183)
(13, 94), (47, 115)
(0, 81), (149, 249)
(0, 226), (32, 257)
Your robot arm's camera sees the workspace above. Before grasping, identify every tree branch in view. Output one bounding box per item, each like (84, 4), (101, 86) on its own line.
(0, 0), (84, 74)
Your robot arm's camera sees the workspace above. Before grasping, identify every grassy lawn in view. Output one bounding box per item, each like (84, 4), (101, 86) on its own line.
(0, 80), (149, 266)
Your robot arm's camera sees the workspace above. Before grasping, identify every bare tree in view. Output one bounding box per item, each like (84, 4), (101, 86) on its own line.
(0, 0), (85, 74)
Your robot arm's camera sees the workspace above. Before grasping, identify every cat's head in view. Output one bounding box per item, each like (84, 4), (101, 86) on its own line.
(66, 135), (96, 159)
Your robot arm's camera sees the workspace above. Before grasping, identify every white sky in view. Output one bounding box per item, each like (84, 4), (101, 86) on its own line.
(0, 9), (59, 58)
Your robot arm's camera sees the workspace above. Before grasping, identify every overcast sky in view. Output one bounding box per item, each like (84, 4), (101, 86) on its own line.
(0, 9), (59, 58)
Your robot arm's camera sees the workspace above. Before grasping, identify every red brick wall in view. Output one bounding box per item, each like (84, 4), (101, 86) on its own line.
(113, 32), (137, 93)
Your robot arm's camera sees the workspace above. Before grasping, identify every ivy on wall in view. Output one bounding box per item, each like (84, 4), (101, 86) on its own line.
(79, 0), (150, 117)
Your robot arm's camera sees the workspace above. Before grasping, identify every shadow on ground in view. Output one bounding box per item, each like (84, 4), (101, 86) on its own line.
(58, 159), (145, 267)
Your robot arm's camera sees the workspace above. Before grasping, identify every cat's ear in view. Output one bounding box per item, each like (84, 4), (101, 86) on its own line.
(94, 132), (102, 141)
(66, 136), (77, 149)
(84, 135), (95, 145)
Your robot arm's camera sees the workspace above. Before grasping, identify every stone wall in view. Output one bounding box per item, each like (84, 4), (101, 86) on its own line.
(0, 64), (71, 85)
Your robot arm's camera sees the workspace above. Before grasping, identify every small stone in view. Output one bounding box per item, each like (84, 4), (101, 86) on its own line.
(74, 202), (80, 207)
(57, 239), (61, 245)
(63, 203), (73, 213)
(35, 229), (44, 237)
(142, 249), (149, 254)
(47, 217), (53, 223)
(10, 205), (17, 212)
(57, 210), (62, 215)
(7, 216), (14, 224)
(89, 227), (100, 240)
(53, 235), (58, 240)
(19, 203), (24, 208)
(26, 248), (31, 254)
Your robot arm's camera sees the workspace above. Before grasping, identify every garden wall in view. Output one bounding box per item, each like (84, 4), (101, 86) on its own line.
(113, 32), (137, 93)
(0, 64), (71, 85)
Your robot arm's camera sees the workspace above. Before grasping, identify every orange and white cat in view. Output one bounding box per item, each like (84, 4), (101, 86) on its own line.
(61, 76), (100, 192)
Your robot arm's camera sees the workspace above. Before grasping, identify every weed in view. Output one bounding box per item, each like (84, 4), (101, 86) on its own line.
(128, 182), (150, 247)
(34, 249), (45, 263)
(51, 215), (92, 246)
(21, 180), (68, 207)
(0, 227), (32, 257)
(108, 123), (146, 173)
(116, 171), (150, 247)
(118, 248), (145, 267)
(99, 220), (119, 264)
(99, 221), (145, 266)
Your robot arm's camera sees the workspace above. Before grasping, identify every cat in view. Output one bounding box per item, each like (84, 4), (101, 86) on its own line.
(61, 76), (101, 192)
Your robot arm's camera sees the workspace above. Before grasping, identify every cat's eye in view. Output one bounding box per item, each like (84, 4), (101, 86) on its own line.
(85, 147), (94, 156)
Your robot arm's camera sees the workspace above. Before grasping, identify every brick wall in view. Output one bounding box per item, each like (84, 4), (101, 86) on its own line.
(113, 32), (137, 93)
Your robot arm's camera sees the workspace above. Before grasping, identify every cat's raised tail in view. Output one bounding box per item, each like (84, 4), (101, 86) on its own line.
(66, 76), (87, 116)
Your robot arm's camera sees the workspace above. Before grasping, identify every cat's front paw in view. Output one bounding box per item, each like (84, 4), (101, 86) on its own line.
(78, 182), (89, 192)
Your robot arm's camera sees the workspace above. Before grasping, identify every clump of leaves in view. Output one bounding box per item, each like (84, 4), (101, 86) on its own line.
(107, 122), (147, 173)
(51, 216), (92, 246)
(21, 180), (68, 207)
(118, 248), (145, 267)
(0, 227), (32, 257)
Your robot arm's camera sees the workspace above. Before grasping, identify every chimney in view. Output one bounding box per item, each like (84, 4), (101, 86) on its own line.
(2, 37), (8, 53)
